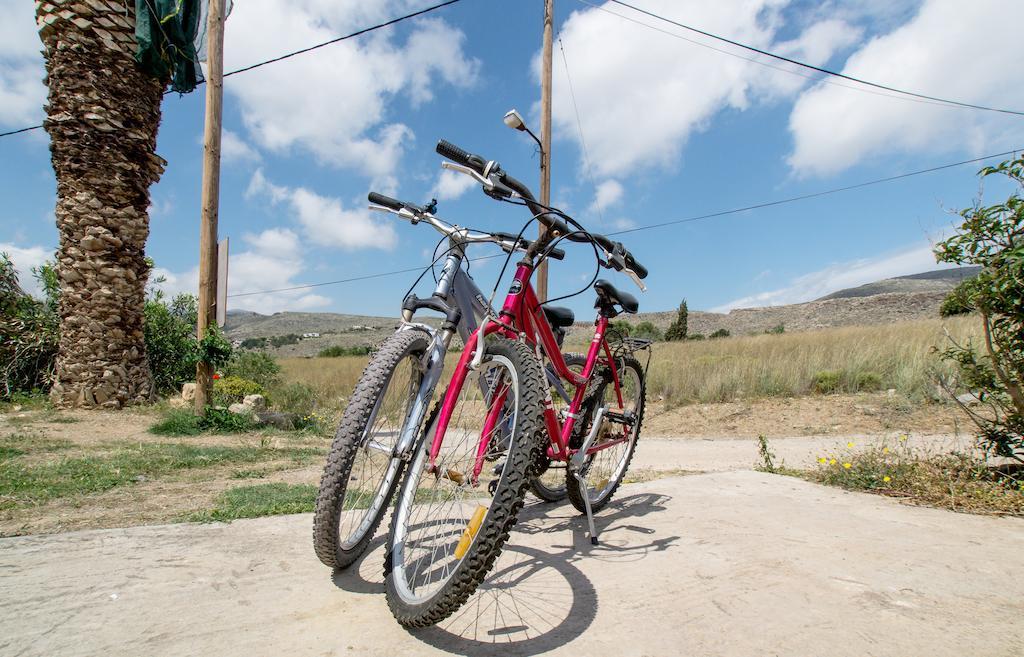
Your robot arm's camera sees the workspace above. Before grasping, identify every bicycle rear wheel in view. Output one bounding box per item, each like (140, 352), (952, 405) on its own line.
(313, 328), (430, 570)
(385, 337), (546, 627)
(529, 353), (586, 502)
(566, 355), (645, 514)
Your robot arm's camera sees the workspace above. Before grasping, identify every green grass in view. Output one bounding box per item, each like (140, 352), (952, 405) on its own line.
(1, 432), (73, 453)
(0, 443), (323, 508)
(190, 483), (318, 521)
(0, 446), (25, 461)
(149, 408), (260, 436)
(766, 436), (1024, 516)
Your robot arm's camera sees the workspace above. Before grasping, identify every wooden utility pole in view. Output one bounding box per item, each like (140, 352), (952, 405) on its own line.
(195, 0), (226, 413)
(537, 0), (554, 302)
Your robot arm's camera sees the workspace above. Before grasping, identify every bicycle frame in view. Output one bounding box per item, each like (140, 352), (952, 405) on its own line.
(430, 258), (630, 484)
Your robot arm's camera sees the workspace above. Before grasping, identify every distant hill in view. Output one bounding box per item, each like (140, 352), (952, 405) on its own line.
(227, 266), (979, 354)
(816, 266), (980, 301)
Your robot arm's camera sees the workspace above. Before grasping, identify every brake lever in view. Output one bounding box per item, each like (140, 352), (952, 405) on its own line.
(441, 161), (492, 190)
(601, 248), (647, 292)
(625, 268), (647, 292)
(368, 205), (420, 224)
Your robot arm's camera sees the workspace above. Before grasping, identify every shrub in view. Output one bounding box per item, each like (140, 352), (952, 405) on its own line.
(270, 382), (318, 418)
(223, 351), (281, 387)
(812, 370), (843, 394)
(1, 254), (58, 399)
(664, 299), (688, 341)
(268, 333), (301, 348)
(709, 328), (730, 339)
(687, 333), (705, 341)
(765, 323), (785, 335)
(239, 337), (266, 350)
(149, 407), (259, 436)
(143, 292), (199, 395)
(632, 321), (662, 341)
(939, 279), (976, 317)
(854, 371), (883, 392)
(317, 345), (371, 358)
(212, 376), (266, 405)
(935, 155), (1024, 459)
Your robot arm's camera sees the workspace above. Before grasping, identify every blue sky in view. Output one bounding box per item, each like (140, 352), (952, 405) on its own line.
(2, 0), (1022, 319)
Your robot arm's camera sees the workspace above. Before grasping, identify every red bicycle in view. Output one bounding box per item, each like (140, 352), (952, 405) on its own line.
(384, 139), (650, 627)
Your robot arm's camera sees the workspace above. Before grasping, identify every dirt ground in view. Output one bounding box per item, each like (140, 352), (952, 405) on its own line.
(643, 392), (966, 437)
(0, 394), (970, 536)
(2, 471), (1022, 657)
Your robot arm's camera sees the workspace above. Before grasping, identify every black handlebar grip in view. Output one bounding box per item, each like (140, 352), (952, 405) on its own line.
(368, 191), (403, 211)
(624, 253), (648, 279)
(436, 139), (479, 172)
(547, 246), (566, 261)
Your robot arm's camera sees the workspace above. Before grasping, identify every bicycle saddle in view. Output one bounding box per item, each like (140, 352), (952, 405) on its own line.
(594, 279), (639, 315)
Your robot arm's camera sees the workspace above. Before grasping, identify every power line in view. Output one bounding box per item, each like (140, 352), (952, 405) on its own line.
(557, 37), (604, 223)
(608, 148), (1020, 236)
(574, 0), (958, 112)
(229, 147), (1020, 298)
(0, 0), (463, 140)
(600, 0), (1024, 117)
(230, 253), (505, 298)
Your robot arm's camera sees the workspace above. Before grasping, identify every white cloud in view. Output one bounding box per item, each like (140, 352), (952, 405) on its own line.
(711, 240), (949, 312)
(221, 129), (260, 164)
(589, 180), (624, 214)
(0, 243), (51, 298)
(223, 2), (479, 177)
(247, 169), (397, 250)
(433, 168), (476, 201)
(0, 0), (46, 128)
(550, 1), (860, 178)
(787, 0), (1024, 177)
(153, 228), (331, 312)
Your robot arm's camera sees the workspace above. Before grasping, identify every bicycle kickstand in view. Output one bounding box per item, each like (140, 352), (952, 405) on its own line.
(570, 407), (607, 546)
(572, 469), (599, 545)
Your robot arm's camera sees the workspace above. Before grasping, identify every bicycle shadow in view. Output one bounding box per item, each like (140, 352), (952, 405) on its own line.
(330, 493), (676, 655)
(417, 492), (677, 655)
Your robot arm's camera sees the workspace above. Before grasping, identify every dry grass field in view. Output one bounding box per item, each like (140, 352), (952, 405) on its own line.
(279, 316), (978, 411)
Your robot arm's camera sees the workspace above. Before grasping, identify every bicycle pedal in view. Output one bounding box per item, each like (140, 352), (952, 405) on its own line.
(487, 478), (499, 495)
(492, 461), (505, 476)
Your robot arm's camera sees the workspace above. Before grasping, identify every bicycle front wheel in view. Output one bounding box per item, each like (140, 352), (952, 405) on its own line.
(385, 337), (547, 627)
(313, 328), (430, 570)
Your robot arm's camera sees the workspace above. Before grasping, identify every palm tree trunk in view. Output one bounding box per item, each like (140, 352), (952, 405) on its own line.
(37, 0), (166, 408)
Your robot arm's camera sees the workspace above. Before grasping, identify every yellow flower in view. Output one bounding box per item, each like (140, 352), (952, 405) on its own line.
(898, 434), (907, 442)
(847, 441), (855, 448)
(882, 447), (890, 454)
(818, 457), (827, 464)
(829, 459), (837, 466)
(883, 476), (891, 483)
(843, 462), (852, 469)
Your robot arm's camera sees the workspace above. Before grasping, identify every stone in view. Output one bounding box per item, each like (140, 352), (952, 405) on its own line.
(242, 394), (266, 411)
(256, 411), (298, 431)
(181, 383), (196, 401)
(228, 403), (252, 416)
(955, 393), (980, 406)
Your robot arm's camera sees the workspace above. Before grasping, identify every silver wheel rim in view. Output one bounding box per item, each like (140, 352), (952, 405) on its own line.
(582, 364), (641, 504)
(391, 355), (519, 605)
(338, 352), (421, 550)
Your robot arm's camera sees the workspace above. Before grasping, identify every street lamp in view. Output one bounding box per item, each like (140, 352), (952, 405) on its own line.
(503, 109), (543, 156)
(504, 108), (551, 299)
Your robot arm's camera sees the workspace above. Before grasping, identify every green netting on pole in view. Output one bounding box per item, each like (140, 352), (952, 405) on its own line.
(135, 0), (204, 93)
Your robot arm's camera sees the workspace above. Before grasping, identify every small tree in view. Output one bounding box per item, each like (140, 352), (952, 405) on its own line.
(935, 156), (1024, 460)
(664, 299), (688, 341)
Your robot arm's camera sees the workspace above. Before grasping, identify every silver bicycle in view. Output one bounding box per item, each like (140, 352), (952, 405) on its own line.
(312, 194), (571, 569)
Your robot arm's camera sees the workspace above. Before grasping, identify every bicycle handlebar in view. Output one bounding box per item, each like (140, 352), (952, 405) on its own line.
(434, 138), (648, 284)
(366, 192), (564, 260)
